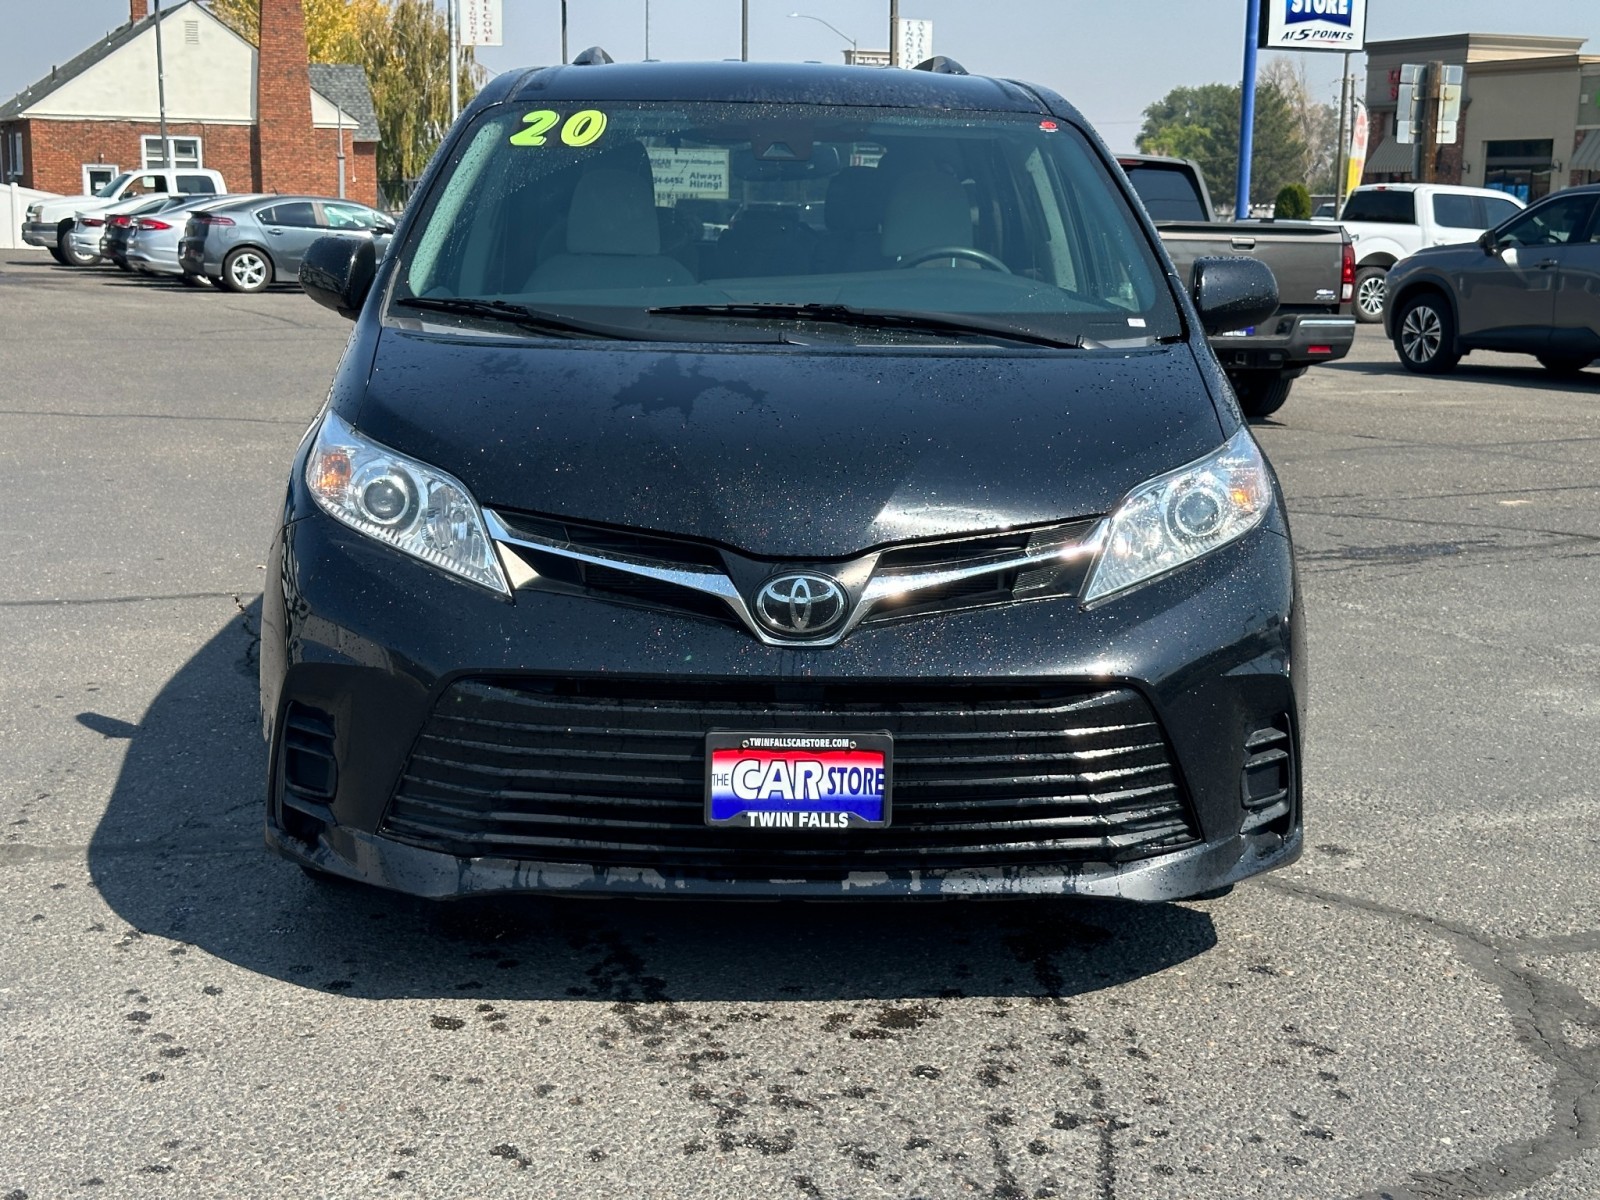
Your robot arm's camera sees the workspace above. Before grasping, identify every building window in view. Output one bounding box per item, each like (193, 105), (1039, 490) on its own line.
(3, 129), (21, 180)
(141, 136), (202, 169)
(82, 164), (119, 194)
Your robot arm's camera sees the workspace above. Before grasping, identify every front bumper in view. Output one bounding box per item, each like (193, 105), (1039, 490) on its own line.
(262, 509), (1305, 901)
(22, 221), (55, 249)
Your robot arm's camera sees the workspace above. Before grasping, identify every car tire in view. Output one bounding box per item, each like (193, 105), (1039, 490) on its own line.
(1394, 292), (1461, 375)
(1536, 355), (1594, 379)
(59, 228), (100, 267)
(46, 245), (68, 265)
(1353, 265), (1387, 324)
(1233, 373), (1294, 420)
(206, 275), (226, 290)
(222, 247), (273, 293)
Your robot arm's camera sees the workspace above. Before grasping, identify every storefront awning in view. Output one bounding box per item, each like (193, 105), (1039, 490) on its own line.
(1364, 138), (1417, 176)
(1571, 132), (1600, 172)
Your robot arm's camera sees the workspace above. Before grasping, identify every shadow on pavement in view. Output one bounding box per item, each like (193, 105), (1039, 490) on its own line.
(1323, 355), (1599, 393)
(89, 600), (1218, 1005)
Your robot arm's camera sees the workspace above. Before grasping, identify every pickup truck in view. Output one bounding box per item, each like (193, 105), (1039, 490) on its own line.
(1121, 154), (1356, 418)
(1339, 183), (1525, 323)
(23, 167), (226, 265)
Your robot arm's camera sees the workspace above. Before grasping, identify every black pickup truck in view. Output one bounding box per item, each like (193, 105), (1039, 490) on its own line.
(1121, 155), (1356, 418)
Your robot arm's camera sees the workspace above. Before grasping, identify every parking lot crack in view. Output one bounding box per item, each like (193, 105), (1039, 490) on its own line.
(1265, 878), (1600, 1199)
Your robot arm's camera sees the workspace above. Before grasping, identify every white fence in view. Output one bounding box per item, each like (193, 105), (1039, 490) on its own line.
(1, 183), (58, 250)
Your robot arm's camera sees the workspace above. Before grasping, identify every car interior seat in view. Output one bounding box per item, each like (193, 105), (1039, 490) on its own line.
(526, 167), (694, 291)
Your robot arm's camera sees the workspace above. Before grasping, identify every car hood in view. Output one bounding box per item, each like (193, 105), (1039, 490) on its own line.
(349, 329), (1226, 559)
(1394, 241), (1488, 272)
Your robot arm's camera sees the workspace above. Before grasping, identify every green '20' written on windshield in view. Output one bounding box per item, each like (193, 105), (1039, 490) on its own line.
(509, 109), (610, 148)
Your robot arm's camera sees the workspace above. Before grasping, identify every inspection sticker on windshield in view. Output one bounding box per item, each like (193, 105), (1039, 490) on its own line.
(705, 733), (892, 829)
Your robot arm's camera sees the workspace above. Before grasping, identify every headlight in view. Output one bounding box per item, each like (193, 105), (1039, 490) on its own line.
(305, 410), (509, 595)
(1082, 427), (1271, 604)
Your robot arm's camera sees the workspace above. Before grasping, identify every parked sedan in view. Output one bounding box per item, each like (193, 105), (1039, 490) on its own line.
(70, 195), (175, 268)
(126, 194), (263, 282)
(1385, 184), (1600, 377)
(179, 196), (394, 293)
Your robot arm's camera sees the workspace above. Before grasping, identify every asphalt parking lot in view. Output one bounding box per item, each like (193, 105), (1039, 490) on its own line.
(2, 249), (1599, 1200)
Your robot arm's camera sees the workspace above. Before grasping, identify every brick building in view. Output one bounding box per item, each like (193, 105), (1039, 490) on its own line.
(0, 0), (379, 206)
(1360, 33), (1600, 201)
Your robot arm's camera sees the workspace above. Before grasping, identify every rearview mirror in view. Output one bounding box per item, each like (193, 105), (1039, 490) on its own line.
(1190, 256), (1278, 336)
(300, 235), (376, 320)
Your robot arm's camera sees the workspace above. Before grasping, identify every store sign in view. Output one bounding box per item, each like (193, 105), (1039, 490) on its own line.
(459, 0), (503, 47)
(1259, 0), (1366, 51)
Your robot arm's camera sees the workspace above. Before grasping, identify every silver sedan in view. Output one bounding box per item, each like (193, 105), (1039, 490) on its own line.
(178, 196), (394, 293)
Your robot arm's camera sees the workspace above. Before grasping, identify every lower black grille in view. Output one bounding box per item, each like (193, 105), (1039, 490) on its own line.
(380, 679), (1199, 876)
(1241, 716), (1294, 833)
(281, 702), (337, 802)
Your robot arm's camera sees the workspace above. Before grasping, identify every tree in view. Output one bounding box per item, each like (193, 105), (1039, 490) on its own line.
(1259, 57), (1341, 195)
(1274, 183), (1312, 219)
(347, 0), (483, 191)
(204, 1), (482, 195)
(1137, 80), (1309, 212)
(204, 0), (379, 63)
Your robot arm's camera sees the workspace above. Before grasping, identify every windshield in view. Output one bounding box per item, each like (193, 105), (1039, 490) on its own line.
(393, 100), (1181, 345)
(95, 173), (131, 199)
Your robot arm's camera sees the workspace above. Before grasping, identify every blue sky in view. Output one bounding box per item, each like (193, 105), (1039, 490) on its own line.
(3, 0), (1597, 152)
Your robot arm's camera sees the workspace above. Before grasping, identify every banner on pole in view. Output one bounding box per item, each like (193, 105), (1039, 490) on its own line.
(1259, 0), (1366, 52)
(894, 19), (933, 67)
(460, 0), (503, 47)
(1346, 100), (1368, 194)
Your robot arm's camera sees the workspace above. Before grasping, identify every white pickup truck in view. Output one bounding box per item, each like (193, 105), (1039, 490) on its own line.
(1341, 183), (1525, 322)
(23, 167), (226, 265)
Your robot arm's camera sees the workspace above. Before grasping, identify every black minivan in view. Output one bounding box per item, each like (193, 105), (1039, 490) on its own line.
(264, 56), (1303, 901)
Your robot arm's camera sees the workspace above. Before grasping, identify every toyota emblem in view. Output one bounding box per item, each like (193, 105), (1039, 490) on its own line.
(754, 573), (848, 637)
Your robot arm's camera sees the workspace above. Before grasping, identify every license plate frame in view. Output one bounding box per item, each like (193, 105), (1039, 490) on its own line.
(704, 732), (893, 829)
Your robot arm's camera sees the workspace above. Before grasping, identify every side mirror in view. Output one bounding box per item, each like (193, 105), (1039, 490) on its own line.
(1477, 229), (1500, 255)
(1190, 256), (1279, 336)
(375, 218), (396, 235)
(299, 235), (376, 320)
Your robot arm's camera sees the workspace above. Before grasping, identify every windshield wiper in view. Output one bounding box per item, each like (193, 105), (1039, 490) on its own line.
(395, 296), (637, 340)
(647, 302), (1089, 349)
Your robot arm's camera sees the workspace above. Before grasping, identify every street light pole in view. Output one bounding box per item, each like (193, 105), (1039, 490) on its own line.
(561, 0), (568, 64)
(644, 0), (651, 59)
(788, 12), (857, 58)
(152, 0), (169, 167)
(742, 0), (749, 61)
(448, 0), (459, 122)
(889, 0), (900, 67)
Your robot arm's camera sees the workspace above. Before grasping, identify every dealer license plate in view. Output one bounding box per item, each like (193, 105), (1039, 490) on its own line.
(705, 733), (892, 829)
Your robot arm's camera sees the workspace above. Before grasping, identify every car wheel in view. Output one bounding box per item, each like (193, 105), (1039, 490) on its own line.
(59, 228), (100, 267)
(1233, 374), (1294, 420)
(206, 275), (226, 290)
(1394, 293), (1460, 375)
(1353, 266), (1387, 324)
(1535, 355), (1594, 379)
(222, 247), (273, 293)
(47, 245), (68, 265)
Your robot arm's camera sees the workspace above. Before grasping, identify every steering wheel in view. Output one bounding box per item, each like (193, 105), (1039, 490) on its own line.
(897, 246), (1012, 273)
